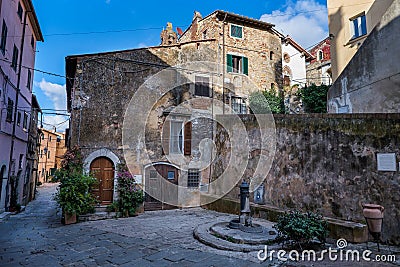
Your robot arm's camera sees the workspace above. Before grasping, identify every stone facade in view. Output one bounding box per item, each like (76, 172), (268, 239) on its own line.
(65, 10), (282, 207)
(213, 114), (400, 244)
(306, 37), (332, 86)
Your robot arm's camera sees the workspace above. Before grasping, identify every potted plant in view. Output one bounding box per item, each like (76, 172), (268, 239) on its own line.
(54, 146), (97, 224)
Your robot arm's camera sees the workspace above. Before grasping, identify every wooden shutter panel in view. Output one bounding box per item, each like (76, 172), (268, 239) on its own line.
(162, 119), (170, 155)
(184, 121), (192, 156)
(227, 54), (233, 73)
(243, 57), (248, 75)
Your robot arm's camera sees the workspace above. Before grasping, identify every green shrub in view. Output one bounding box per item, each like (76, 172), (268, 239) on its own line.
(273, 210), (328, 246)
(54, 146), (97, 216)
(117, 164), (144, 217)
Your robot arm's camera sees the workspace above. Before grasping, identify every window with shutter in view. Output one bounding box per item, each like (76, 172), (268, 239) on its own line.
(195, 76), (210, 97)
(162, 120), (170, 155)
(184, 121), (192, 155)
(227, 54), (248, 75)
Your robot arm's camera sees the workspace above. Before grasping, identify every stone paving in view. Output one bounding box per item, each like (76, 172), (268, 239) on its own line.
(0, 183), (398, 267)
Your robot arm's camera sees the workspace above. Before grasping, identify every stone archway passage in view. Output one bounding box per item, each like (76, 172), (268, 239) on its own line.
(90, 157), (114, 204)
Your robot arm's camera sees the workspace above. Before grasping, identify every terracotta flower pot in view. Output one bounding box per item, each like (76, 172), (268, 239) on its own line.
(64, 212), (77, 225)
(362, 204), (384, 234)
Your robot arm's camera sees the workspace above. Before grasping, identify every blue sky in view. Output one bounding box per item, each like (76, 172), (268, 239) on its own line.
(31, 0), (328, 130)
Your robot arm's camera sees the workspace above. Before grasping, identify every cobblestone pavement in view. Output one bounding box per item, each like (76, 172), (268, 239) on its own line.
(0, 183), (398, 267)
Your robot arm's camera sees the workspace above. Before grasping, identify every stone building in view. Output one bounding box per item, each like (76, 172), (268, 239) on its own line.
(327, 0), (400, 113)
(65, 10), (282, 209)
(23, 95), (41, 204)
(306, 37), (332, 86)
(37, 129), (61, 183)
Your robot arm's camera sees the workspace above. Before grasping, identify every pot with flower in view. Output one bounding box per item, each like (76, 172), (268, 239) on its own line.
(117, 165), (144, 217)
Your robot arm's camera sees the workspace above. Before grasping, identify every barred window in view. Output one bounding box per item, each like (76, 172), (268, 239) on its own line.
(188, 169), (200, 188)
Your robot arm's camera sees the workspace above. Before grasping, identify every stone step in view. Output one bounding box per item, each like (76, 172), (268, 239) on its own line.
(78, 211), (118, 222)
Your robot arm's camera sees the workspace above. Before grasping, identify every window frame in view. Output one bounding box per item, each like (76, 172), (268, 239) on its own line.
(11, 45), (19, 71)
(194, 75), (210, 97)
(6, 98), (13, 122)
(169, 120), (184, 154)
(17, 111), (21, 126)
(17, 2), (23, 20)
(349, 13), (367, 40)
(230, 24), (243, 39)
(22, 112), (28, 130)
(231, 96), (247, 114)
(227, 54), (248, 75)
(187, 169), (200, 188)
(0, 20), (7, 55)
(27, 69), (32, 90)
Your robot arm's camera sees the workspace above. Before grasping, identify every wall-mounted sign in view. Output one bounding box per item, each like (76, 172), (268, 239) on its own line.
(133, 175), (143, 184)
(377, 153), (397, 171)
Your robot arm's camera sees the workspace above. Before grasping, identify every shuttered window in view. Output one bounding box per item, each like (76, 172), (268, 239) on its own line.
(226, 54), (248, 75)
(184, 121), (192, 155)
(195, 76), (210, 97)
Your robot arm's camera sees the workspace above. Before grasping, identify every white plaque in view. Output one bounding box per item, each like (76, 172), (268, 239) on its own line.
(133, 175), (143, 184)
(377, 153), (397, 171)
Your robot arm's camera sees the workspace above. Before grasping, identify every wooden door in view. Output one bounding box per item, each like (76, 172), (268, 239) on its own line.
(90, 157), (114, 204)
(144, 164), (178, 211)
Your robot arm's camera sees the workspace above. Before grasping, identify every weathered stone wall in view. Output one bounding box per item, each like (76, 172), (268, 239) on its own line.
(213, 113), (400, 243)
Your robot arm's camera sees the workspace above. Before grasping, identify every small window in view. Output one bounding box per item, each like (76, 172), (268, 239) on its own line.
(170, 121), (183, 154)
(202, 30), (207, 39)
(19, 154), (23, 169)
(17, 112), (21, 126)
(27, 69), (32, 90)
(350, 14), (367, 39)
(23, 112), (28, 129)
(49, 136), (52, 142)
(0, 20), (7, 55)
(167, 171), (175, 180)
(11, 45), (19, 71)
(188, 169), (200, 188)
(231, 97), (247, 114)
(227, 54), (248, 75)
(149, 170), (157, 178)
(30, 36), (34, 48)
(271, 83), (276, 90)
(283, 53), (290, 63)
(230, 24), (243, 39)
(6, 98), (13, 122)
(317, 50), (324, 61)
(194, 76), (210, 97)
(17, 2), (23, 20)
(270, 51), (274, 60)
(47, 151), (50, 159)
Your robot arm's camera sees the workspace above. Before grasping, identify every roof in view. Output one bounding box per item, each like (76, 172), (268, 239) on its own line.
(31, 94), (41, 112)
(308, 37), (331, 53)
(22, 0), (44, 41)
(284, 36), (314, 61)
(208, 10), (274, 29)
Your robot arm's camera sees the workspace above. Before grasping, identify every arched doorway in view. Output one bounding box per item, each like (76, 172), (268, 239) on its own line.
(144, 163), (179, 211)
(90, 157), (114, 204)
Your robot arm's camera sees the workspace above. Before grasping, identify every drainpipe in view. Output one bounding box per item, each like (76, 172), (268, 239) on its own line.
(6, 10), (29, 210)
(222, 13), (227, 114)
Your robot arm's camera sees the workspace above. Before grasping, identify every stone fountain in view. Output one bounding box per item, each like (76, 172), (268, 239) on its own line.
(194, 179), (277, 252)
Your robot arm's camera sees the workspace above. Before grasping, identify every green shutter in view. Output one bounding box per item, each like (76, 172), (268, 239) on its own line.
(243, 57), (248, 75)
(227, 54), (233, 73)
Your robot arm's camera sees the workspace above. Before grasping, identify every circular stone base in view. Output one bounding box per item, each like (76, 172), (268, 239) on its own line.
(194, 220), (279, 252)
(211, 222), (275, 245)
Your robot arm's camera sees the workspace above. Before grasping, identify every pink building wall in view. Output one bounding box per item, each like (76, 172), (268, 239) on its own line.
(0, 0), (43, 212)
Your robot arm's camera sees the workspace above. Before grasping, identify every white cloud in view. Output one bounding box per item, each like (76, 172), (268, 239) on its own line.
(260, 0), (328, 49)
(105, 0), (111, 4)
(35, 78), (69, 131)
